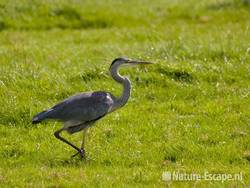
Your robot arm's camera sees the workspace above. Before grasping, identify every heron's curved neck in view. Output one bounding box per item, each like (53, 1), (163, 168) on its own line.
(110, 63), (131, 110)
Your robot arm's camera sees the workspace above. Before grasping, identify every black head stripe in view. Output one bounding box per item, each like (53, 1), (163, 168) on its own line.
(110, 57), (129, 67)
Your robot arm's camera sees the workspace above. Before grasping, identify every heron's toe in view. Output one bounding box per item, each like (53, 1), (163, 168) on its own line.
(71, 149), (85, 159)
(79, 149), (85, 159)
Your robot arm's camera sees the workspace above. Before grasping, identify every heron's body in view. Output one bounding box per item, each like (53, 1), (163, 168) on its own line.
(33, 91), (115, 134)
(32, 57), (152, 158)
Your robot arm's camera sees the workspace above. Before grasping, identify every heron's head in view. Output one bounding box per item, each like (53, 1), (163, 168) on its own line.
(110, 57), (153, 69)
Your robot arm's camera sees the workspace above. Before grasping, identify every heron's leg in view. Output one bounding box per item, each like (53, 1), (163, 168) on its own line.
(71, 128), (88, 159)
(54, 128), (84, 158)
(81, 127), (89, 150)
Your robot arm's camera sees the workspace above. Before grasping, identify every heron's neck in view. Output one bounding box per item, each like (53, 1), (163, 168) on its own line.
(110, 63), (131, 110)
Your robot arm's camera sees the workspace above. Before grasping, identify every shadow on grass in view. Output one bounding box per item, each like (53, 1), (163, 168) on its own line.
(44, 157), (94, 167)
(207, 0), (250, 10)
(156, 66), (194, 83)
(51, 7), (81, 20)
(1, 148), (25, 158)
(69, 67), (109, 83)
(0, 5), (112, 31)
(0, 21), (8, 31)
(0, 108), (31, 127)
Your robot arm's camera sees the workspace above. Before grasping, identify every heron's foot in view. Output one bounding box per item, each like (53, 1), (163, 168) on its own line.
(71, 149), (85, 159)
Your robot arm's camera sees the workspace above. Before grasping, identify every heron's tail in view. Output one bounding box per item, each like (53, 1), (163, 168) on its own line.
(32, 110), (51, 124)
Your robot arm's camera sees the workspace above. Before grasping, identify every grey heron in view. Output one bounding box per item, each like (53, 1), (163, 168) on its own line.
(32, 57), (152, 159)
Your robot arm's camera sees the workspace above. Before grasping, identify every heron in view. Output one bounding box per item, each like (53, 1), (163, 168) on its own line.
(32, 57), (152, 159)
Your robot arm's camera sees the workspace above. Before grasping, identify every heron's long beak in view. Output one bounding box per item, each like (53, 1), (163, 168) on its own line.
(128, 60), (153, 65)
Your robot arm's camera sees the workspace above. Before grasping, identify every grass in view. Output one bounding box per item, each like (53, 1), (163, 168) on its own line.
(0, 0), (250, 187)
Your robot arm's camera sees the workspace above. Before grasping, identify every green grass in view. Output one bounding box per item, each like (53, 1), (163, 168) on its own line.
(0, 0), (250, 187)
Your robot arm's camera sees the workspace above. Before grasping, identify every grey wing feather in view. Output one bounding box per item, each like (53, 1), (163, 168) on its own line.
(47, 91), (114, 127)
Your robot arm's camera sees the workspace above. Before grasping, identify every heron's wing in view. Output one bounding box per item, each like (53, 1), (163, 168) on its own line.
(47, 91), (114, 127)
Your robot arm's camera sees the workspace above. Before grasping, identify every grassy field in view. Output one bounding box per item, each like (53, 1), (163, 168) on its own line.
(0, 0), (250, 187)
